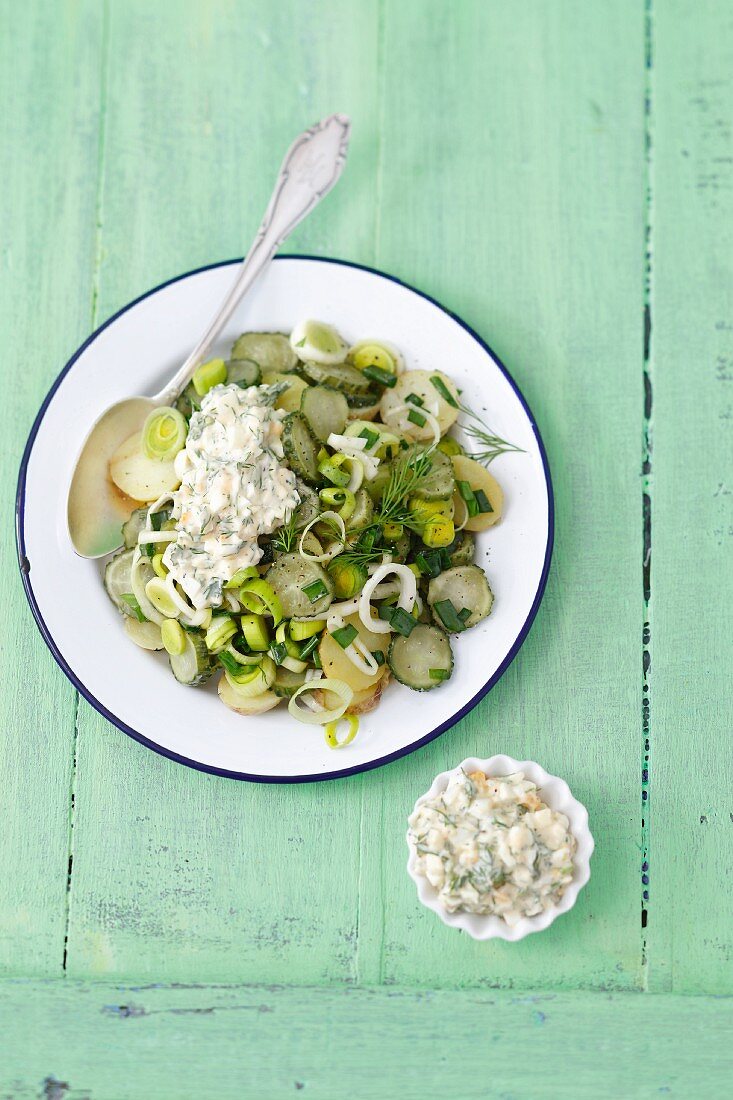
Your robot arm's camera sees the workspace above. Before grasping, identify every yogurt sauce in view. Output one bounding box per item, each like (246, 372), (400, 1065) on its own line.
(163, 383), (299, 609)
(408, 769), (577, 925)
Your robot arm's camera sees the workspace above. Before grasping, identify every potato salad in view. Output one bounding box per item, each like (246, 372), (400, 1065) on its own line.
(408, 769), (577, 924)
(102, 322), (522, 747)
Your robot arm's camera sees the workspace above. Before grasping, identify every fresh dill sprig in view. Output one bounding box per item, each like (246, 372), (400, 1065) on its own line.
(271, 508), (300, 554)
(333, 447), (436, 568)
(458, 402), (524, 465)
(377, 445), (436, 527)
(332, 542), (384, 569)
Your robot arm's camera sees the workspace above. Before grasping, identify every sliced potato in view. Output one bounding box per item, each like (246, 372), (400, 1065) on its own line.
(380, 369), (460, 442)
(348, 669), (390, 714)
(218, 677), (281, 715)
(261, 371), (309, 414)
(109, 431), (180, 502)
(451, 454), (503, 531)
(123, 618), (164, 650)
(318, 612), (386, 692)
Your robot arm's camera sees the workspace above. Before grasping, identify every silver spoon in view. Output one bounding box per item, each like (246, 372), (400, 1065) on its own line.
(68, 113), (351, 558)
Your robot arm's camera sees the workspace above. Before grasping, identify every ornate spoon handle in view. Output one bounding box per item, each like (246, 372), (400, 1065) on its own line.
(156, 113), (351, 406)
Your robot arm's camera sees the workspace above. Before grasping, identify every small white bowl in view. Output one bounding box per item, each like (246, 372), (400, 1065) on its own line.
(406, 754), (594, 941)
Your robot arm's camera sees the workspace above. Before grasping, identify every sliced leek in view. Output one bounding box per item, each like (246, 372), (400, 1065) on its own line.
(298, 511), (345, 564)
(224, 655), (276, 696)
(290, 319), (348, 365)
(289, 619), (326, 641)
(347, 339), (404, 376)
(358, 563), (418, 635)
(142, 406), (187, 461)
(288, 678), (354, 725)
(238, 578), (283, 624)
(192, 357), (227, 396)
(324, 715), (359, 749)
(144, 575), (180, 618)
(161, 618), (187, 656)
(205, 615), (237, 653)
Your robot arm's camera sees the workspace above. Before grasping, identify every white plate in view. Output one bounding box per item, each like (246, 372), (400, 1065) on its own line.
(17, 257), (553, 782)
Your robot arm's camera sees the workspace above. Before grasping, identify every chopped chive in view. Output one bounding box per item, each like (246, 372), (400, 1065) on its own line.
(331, 623), (358, 649)
(312, 649), (323, 669)
(378, 604), (417, 636)
(457, 479), (479, 517)
(358, 527), (379, 553)
(407, 409), (427, 428)
(392, 607), (418, 636)
(415, 551), (444, 578)
(302, 579), (329, 603)
(473, 488), (493, 513)
(429, 667), (450, 681)
(150, 509), (172, 531)
(414, 553), (429, 574)
(433, 599), (467, 633)
(269, 642), (288, 665)
(457, 607), (472, 624)
(318, 458), (351, 488)
(218, 650), (243, 675)
(299, 634), (321, 660)
(362, 365), (397, 388)
(373, 649), (385, 666)
(405, 392), (424, 407)
(120, 594), (146, 622)
(358, 427), (380, 449)
(430, 375), (459, 408)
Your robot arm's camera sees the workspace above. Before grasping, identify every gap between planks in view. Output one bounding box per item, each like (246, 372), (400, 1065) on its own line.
(640, 0), (654, 989)
(62, 0), (111, 974)
(354, 0), (389, 987)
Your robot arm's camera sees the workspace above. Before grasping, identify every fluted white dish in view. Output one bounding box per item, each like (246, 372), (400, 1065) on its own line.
(406, 754), (594, 940)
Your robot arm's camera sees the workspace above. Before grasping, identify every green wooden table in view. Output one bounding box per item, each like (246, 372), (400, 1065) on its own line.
(2, 1), (732, 1095)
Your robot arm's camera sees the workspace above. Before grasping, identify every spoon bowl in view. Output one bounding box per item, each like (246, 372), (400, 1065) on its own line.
(67, 397), (156, 558)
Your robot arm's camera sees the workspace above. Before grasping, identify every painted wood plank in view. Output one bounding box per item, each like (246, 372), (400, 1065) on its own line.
(0, 1), (103, 975)
(648, 0), (733, 994)
(66, 0), (381, 983)
(1, 981), (731, 1099)
(357, 0), (646, 990)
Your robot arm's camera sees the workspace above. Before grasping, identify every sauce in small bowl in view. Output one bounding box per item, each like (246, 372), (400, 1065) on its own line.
(406, 755), (594, 941)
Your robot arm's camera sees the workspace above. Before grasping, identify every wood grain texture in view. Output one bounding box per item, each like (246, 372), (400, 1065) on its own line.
(58, 0), (649, 993)
(0, 0), (103, 976)
(1, 981), (732, 1100)
(648, 0), (733, 994)
(1, 0), (732, 1041)
(358, 0), (646, 990)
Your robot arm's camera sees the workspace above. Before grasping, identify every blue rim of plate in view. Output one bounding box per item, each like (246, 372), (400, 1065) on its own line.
(16, 255), (554, 784)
